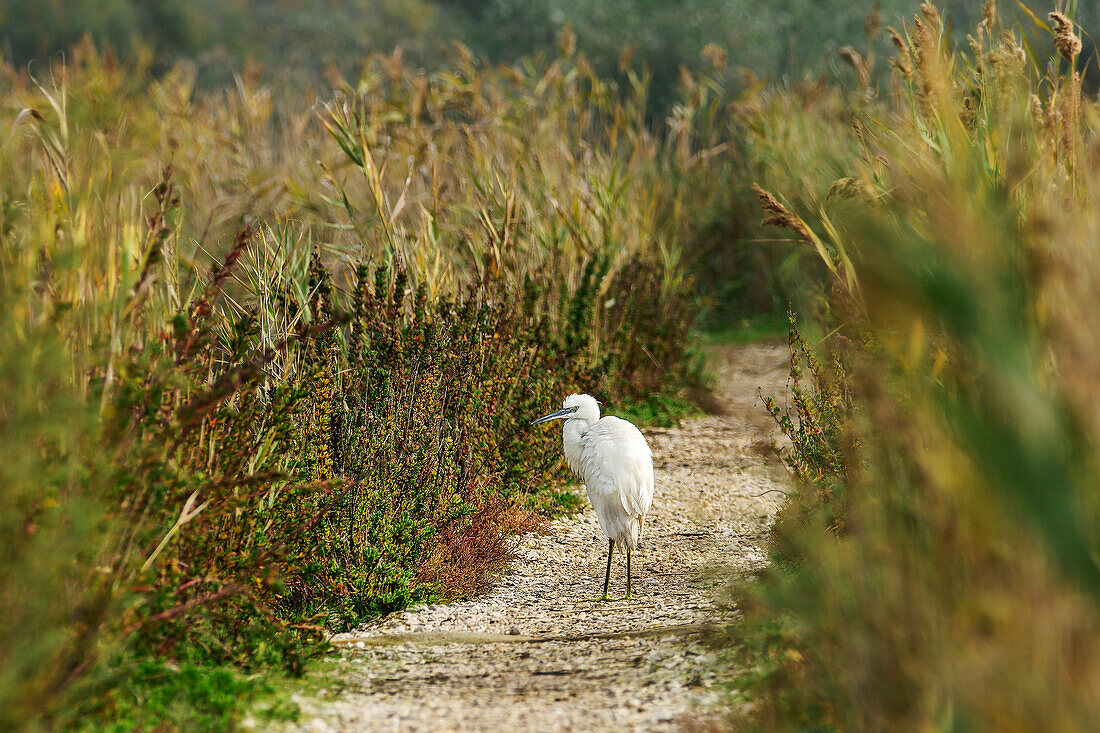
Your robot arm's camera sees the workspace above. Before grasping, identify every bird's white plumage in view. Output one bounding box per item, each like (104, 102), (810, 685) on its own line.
(554, 394), (654, 552)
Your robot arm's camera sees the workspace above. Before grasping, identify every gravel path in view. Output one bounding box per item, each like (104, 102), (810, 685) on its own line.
(279, 342), (791, 732)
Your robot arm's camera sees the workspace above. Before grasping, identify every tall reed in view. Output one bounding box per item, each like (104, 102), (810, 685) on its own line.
(0, 37), (703, 729)
(733, 4), (1100, 729)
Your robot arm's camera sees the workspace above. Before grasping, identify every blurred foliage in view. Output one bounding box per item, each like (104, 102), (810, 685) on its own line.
(4, 0), (1055, 108)
(0, 0), (199, 65)
(0, 0), (450, 85)
(76, 660), (298, 732)
(729, 2), (1100, 729)
(0, 278), (114, 729)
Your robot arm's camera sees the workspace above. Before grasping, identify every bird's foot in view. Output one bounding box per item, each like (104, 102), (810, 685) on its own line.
(581, 593), (637, 602)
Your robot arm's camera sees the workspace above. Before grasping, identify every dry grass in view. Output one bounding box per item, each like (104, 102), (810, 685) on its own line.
(0, 35), (710, 730)
(730, 3), (1100, 730)
(418, 500), (547, 600)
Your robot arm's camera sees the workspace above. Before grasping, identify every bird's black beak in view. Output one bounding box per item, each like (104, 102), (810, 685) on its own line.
(530, 405), (578, 425)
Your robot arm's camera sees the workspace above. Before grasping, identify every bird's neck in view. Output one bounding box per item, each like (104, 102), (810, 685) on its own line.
(562, 418), (590, 476)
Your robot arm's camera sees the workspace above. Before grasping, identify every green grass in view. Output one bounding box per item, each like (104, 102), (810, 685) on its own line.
(612, 393), (703, 428)
(76, 660), (298, 733)
(696, 315), (788, 346)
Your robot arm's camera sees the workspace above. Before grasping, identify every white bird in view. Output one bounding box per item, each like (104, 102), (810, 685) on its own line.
(531, 394), (654, 600)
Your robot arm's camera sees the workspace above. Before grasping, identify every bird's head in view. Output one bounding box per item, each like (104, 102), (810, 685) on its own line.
(530, 393), (601, 426)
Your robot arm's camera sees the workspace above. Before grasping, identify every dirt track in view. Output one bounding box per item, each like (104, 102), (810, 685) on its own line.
(276, 342), (791, 732)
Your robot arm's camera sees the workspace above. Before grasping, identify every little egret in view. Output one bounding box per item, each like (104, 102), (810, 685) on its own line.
(531, 394), (654, 600)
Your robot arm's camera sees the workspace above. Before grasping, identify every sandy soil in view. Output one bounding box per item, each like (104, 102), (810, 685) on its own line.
(271, 342), (791, 732)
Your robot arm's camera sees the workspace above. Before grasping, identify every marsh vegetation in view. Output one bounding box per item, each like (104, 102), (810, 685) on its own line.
(3, 1), (1100, 730)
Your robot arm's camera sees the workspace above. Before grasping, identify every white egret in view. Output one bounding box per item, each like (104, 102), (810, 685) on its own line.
(531, 394), (654, 600)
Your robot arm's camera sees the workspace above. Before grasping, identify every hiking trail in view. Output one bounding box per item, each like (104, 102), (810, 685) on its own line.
(276, 342), (790, 732)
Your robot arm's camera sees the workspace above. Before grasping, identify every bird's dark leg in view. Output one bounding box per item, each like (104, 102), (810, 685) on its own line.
(584, 540), (616, 602)
(626, 550), (633, 599)
(602, 539), (614, 600)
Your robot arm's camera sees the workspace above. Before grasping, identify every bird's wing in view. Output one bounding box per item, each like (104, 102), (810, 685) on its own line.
(580, 416), (655, 518)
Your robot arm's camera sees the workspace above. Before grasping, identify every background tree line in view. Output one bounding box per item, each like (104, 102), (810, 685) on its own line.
(7, 0), (1058, 108)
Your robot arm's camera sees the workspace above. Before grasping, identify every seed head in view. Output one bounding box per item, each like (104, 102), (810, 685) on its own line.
(701, 43), (727, 71)
(839, 47), (870, 88)
(982, 0), (996, 29)
(1029, 93), (1044, 121)
(920, 3), (941, 32)
(752, 185), (815, 244)
(1049, 12), (1082, 62)
(865, 7), (882, 40)
(886, 27), (913, 78)
(887, 26), (907, 54)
